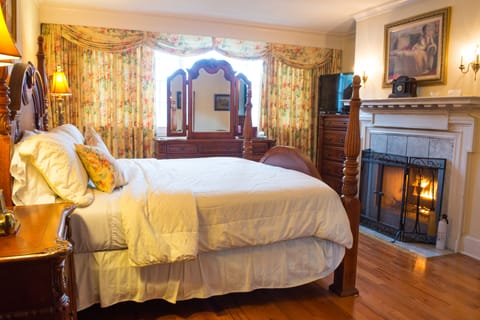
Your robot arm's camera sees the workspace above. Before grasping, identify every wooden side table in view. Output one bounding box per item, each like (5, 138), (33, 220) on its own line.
(0, 203), (77, 320)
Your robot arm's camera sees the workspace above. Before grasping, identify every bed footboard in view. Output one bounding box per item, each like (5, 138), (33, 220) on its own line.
(261, 76), (361, 297)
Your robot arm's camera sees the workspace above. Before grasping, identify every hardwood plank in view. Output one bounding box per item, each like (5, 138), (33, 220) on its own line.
(78, 234), (480, 319)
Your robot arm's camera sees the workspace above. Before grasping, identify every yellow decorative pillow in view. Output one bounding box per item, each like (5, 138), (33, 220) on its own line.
(75, 144), (116, 193)
(84, 126), (128, 188)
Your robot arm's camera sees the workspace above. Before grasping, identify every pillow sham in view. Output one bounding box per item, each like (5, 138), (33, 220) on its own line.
(50, 124), (85, 144)
(10, 131), (57, 205)
(17, 126), (94, 207)
(75, 144), (116, 193)
(84, 126), (128, 188)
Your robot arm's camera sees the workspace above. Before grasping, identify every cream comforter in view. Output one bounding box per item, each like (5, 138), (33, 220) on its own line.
(73, 157), (353, 267)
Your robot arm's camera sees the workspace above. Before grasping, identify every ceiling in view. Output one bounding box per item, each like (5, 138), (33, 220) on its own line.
(38, 0), (412, 34)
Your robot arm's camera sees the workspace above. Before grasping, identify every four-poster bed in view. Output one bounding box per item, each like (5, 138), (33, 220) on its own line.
(0, 36), (361, 316)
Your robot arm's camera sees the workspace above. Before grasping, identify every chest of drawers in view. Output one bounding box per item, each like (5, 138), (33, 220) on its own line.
(154, 138), (275, 161)
(317, 114), (349, 194)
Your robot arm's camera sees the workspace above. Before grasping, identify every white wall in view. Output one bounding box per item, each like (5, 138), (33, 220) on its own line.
(355, 0), (480, 99)
(16, 0), (40, 63)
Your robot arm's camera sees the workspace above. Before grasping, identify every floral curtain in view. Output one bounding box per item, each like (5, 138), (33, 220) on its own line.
(41, 24), (155, 158)
(41, 23), (341, 161)
(260, 44), (342, 160)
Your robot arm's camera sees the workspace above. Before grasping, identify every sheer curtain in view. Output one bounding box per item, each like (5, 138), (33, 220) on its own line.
(41, 24), (341, 160)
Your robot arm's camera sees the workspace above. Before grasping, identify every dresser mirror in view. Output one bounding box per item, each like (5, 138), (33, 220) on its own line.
(188, 59), (236, 139)
(166, 59), (249, 139)
(235, 73), (251, 136)
(167, 69), (186, 136)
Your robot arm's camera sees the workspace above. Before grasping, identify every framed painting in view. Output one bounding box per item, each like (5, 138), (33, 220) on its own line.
(1, 0), (16, 41)
(214, 94), (230, 111)
(383, 7), (450, 87)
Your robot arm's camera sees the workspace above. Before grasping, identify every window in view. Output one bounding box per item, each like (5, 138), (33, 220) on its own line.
(154, 50), (263, 136)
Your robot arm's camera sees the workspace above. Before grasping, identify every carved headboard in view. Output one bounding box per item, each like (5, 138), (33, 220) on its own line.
(0, 36), (49, 206)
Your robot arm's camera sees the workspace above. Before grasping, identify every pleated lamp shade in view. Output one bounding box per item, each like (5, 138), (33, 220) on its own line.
(51, 66), (71, 96)
(0, 7), (21, 66)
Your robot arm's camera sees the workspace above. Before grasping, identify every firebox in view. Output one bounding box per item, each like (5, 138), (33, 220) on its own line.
(360, 149), (446, 244)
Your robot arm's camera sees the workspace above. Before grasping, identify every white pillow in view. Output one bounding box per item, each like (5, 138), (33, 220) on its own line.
(10, 131), (57, 205)
(50, 124), (85, 144)
(17, 126), (94, 207)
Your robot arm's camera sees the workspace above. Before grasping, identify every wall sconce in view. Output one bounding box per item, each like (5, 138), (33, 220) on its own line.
(459, 45), (480, 80)
(362, 71), (368, 84)
(51, 66), (72, 125)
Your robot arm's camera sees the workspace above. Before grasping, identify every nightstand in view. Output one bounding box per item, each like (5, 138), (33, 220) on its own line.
(0, 203), (77, 320)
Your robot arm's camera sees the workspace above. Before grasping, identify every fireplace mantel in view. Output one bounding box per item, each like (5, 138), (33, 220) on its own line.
(359, 96), (480, 110)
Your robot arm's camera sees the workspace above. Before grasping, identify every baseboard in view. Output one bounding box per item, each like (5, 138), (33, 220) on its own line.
(461, 235), (480, 260)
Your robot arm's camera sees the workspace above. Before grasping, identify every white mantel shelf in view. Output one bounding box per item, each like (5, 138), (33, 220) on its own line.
(360, 96), (480, 110)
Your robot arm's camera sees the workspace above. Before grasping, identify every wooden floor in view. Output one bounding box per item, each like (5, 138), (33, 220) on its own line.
(78, 233), (480, 320)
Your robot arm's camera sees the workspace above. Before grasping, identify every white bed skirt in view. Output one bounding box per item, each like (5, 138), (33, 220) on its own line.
(75, 236), (345, 311)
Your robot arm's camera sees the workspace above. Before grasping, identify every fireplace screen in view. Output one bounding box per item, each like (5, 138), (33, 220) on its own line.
(360, 149), (446, 243)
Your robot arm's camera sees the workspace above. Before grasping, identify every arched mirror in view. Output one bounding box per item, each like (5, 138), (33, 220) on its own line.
(166, 69), (186, 136)
(188, 59), (236, 139)
(165, 59), (251, 139)
(235, 73), (251, 136)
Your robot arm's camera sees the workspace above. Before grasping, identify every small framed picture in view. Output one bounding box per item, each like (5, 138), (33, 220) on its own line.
(214, 94), (230, 111)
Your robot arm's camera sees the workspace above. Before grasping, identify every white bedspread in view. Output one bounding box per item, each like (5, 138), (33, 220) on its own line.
(71, 157), (353, 266)
(119, 160), (199, 266)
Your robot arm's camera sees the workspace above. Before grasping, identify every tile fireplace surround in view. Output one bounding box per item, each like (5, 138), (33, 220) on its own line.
(359, 96), (480, 260)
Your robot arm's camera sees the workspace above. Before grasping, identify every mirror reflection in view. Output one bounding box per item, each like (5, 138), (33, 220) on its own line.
(235, 73), (251, 136)
(166, 58), (249, 139)
(191, 68), (231, 133)
(167, 69), (186, 136)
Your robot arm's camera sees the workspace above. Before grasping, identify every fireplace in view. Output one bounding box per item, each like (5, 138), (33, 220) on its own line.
(360, 149), (446, 243)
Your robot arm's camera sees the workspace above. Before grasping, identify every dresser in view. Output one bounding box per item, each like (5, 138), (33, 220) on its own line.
(0, 203), (77, 320)
(154, 138), (275, 161)
(317, 114), (349, 194)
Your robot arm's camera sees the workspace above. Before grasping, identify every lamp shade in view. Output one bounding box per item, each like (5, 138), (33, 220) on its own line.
(0, 7), (21, 65)
(51, 66), (71, 96)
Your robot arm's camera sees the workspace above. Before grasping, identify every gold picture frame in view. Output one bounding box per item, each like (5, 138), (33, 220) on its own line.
(383, 7), (450, 87)
(1, 0), (16, 41)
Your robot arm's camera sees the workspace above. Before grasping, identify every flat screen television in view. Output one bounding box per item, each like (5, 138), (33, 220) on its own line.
(318, 73), (353, 114)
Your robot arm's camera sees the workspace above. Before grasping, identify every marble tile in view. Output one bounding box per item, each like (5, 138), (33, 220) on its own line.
(370, 134), (387, 153)
(359, 226), (454, 258)
(407, 136), (430, 157)
(429, 138), (454, 160)
(386, 135), (407, 156)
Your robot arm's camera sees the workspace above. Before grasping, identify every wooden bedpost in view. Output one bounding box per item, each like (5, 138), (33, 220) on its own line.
(36, 35), (49, 130)
(242, 87), (253, 160)
(329, 75), (361, 296)
(0, 66), (12, 207)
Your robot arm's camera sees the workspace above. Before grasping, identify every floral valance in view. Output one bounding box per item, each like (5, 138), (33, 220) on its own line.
(47, 24), (269, 59)
(269, 43), (340, 69)
(61, 25), (146, 52)
(44, 24), (338, 67)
